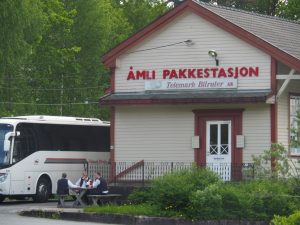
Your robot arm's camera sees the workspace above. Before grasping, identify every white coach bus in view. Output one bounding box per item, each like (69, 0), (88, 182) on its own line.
(0, 115), (110, 202)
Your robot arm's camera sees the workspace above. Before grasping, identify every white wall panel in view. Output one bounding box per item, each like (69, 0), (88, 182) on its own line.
(114, 106), (195, 162)
(115, 12), (270, 92)
(242, 105), (271, 162)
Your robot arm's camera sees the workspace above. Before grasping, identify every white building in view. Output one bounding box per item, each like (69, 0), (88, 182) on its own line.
(100, 0), (300, 180)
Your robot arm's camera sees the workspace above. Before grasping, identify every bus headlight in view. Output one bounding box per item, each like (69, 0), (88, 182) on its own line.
(0, 173), (8, 183)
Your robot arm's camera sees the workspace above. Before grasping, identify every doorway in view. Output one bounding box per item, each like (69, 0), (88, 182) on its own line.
(206, 121), (231, 180)
(193, 109), (244, 181)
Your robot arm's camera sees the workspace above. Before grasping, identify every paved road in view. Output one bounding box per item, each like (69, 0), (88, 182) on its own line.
(0, 199), (121, 225)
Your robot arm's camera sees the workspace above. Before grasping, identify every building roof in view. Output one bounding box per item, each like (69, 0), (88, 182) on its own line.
(198, 1), (300, 63)
(99, 89), (270, 105)
(102, 0), (300, 72)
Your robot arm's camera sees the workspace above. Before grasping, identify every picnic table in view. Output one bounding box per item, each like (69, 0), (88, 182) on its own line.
(87, 194), (122, 206)
(58, 187), (93, 208)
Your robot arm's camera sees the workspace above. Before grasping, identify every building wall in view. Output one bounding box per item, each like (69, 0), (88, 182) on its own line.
(114, 106), (194, 162)
(242, 104), (271, 162)
(115, 12), (271, 92)
(114, 104), (271, 163)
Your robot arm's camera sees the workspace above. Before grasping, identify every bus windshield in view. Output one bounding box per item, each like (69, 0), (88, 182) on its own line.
(0, 124), (14, 167)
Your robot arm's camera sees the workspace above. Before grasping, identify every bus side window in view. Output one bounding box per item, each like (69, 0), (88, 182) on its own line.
(14, 124), (38, 163)
(12, 140), (21, 163)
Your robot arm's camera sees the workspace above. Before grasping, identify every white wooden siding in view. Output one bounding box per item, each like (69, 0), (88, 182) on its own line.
(277, 80), (300, 149)
(115, 106), (195, 162)
(242, 104), (271, 162)
(115, 12), (270, 92)
(114, 104), (271, 163)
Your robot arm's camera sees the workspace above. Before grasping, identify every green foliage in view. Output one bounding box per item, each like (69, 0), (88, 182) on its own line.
(0, 0), (169, 118)
(213, 0), (300, 19)
(188, 179), (296, 221)
(149, 167), (220, 212)
(183, 179), (300, 220)
(252, 143), (291, 179)
(89, 172), (300, 221)
(276, 0), (300, 20)
(272, 211), (300, 225)
(219, 188), (242, 219)
(0, 0), (44, 73)
(211, 0), (280, 16)
(113, 0), (169, 32)
(127, 187), (153, 204)
(187, 184), (223, 220)
(222, 180), (300, 220)
(84, 203), (165, 217)
(0, 0), (45, 114)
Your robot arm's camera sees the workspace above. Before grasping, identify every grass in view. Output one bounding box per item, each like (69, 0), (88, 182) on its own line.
(84, 203), (158, 216)
(84, 203), (181, 218)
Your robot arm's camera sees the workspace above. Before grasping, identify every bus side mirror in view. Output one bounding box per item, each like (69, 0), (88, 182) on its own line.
(3, 132), (17, 152)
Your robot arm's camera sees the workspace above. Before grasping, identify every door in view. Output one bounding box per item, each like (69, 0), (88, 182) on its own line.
(206, 121), (231, 181)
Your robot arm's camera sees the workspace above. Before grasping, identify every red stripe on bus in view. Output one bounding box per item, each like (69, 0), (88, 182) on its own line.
(46, 158), (86, 161)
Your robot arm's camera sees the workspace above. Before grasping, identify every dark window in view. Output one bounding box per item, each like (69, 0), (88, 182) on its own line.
(209, 124), (218, 155)
(14, 123), (109, 162)
(14, 124), (37, 163)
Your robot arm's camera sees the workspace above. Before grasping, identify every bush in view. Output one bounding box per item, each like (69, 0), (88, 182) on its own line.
(126, 169), (300, 221)
(127, 187), (153, 204)
(272, 211), (300, 225)
(248, 180), (296, 220)
(149, 166), (220, 213)
(223, 180), (298, 221)
(220, 188), (242, 219)
(187, 184), (223, 220)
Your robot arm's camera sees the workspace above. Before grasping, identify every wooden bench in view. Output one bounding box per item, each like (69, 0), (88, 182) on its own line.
(87, 194), (122, 205)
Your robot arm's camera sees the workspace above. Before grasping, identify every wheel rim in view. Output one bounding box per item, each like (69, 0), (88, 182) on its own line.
(38, 183), (48, 200)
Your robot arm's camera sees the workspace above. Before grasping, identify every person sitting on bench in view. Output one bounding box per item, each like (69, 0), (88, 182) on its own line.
(75, 170), (92, 204)
(91, 171), (108, 195)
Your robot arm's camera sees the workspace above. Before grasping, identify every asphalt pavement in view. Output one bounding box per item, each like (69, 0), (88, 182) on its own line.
(0, 199), (268, 225)
(0, 199), (120, 225)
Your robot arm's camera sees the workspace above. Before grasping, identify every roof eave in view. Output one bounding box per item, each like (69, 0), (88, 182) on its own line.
(99, 96), (268, 106)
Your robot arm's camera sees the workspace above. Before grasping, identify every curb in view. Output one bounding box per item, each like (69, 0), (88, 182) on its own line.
(20, 209), (268, 225)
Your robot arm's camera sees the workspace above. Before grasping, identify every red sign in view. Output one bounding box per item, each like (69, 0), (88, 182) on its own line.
(126, 66), (259, 80)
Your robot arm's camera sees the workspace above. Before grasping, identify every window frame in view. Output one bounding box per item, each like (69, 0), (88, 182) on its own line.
(289, 93), (300, 156)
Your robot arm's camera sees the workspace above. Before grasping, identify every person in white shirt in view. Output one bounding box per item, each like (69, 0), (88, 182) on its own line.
(92, 172), (109, 195)
(76, 170), (91, 188)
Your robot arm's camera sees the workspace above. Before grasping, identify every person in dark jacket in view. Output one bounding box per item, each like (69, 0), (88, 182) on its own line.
(91, 172), (108, 195)
(56, 173), (79, 208)
(57, 172), (78, 195)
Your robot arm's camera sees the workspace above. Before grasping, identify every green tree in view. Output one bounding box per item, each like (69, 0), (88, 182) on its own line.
(0, 0), (44, 115)
(276, 0), (300, 20)
(0, 0), (170, 118)
(113, 0), (169, 33)
(68, 0), (132, 119)
(214, 0), (280, 16)
(24, 0), (80, 116)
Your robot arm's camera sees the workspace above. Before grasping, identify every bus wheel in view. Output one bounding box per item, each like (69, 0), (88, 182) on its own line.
(34, 178), (50, 203)
(0, 196), (5, 203)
